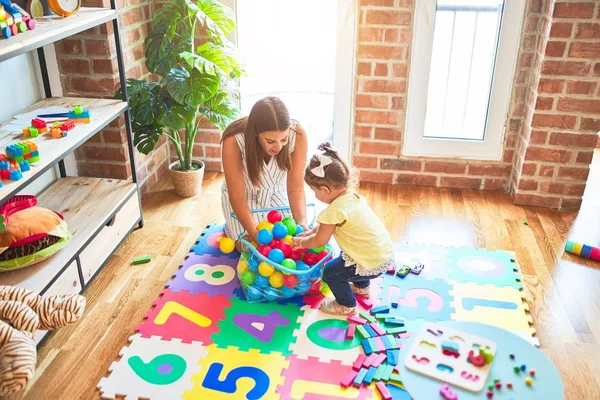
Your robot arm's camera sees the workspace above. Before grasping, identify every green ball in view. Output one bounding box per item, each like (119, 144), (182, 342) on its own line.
(313, 245), (326, 253)
(240, 270), (256, 286)
(240, 251), (250, 261)
(281, 258), (297, 270)
(283, 219), (297, 235)
(74, 105), (83, 114)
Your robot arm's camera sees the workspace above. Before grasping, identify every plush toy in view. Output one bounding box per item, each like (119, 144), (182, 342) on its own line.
(0, 285), (86, 396)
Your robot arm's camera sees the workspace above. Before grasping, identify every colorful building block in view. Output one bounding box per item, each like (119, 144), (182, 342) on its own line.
(386, 326), (407, 335)
(60, 120), (75, 131)
(359, 311), (377, 323)
(356, 296), (373, 310)
(391, 302), (398, 308)
(381, 334), (394, 350)
(384, 317), (405, 326)
(361, 338), (373, 355)
(374, 364), (386, 381)
(9, 169), (22, 180)
(382, 364), (395, 381)
(363, 325), (377, 338)
(353, 368), (368, 387)
(362, 353), (378, 368)
(375, 381), (393, 400)
(370, 323), (386, 336)
(370, 305), (390, 315)
(389, 373), (403, 384)
(372, 336), (386, 353)
(347, 315), (367, 325)
(19, 160), (30, 172)
(353, 354), (366, 371)
(364, 366), (377, 384)
(386, 349), (399, 366)
(340, 370), (358, 388)
(371, 353), (387, 368)
(346, 323), (355, 339)
(356, 325), (370, 339)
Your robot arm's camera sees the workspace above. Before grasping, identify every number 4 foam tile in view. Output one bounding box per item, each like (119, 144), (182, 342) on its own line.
(289, 305), (363, 366)
(165, 253), (240, 297)
(450, 282), (539, 346)
(446, 247), (523, 289)
(97, 334), (208, 400)
(276, 355), (375, 399)
(183, 345), (288, 400)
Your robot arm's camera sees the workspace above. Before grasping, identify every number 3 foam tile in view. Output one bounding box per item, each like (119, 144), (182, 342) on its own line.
(190, 223), (239, 259)
(449, 282), (538, 346)
(289, 305), (362, 366)
(446, 247), (522, 289)
(183, 345), (288, 400)
(166, 253), (240, 297)
(277, 355), (375, 399)
(136, 290), (231, 344)
(98, 334), (208, 400)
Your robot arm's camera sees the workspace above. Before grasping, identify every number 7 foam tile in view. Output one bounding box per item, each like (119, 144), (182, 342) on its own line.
(98, 334), (208, 400)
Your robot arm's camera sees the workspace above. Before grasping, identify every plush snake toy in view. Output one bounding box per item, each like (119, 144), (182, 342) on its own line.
(0, 285), (86, 396)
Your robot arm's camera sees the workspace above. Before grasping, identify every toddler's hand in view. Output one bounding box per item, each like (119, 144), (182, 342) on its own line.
(292, 236), (305, 249)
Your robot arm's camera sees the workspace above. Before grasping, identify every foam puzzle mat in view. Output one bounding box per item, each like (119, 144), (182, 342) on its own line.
(97, 224), (535, 400)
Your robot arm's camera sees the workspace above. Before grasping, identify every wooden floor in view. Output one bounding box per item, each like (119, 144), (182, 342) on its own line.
(14, 150), (600, 400)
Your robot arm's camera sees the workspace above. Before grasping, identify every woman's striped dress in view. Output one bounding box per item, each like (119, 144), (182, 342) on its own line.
(221, 121), (298, 240)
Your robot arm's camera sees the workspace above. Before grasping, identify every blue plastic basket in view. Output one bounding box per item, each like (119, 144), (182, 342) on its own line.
(232, 204), (333, 303)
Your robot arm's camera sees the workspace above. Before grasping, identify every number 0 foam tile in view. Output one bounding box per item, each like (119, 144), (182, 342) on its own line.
(98, 334), (208, 400)
(183, 345), (288, 400)
(449, 282), (538, 346)
(446, 247), (522, 289)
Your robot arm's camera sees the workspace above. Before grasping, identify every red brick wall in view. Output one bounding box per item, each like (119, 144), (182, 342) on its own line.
(54, 0), (170, 195)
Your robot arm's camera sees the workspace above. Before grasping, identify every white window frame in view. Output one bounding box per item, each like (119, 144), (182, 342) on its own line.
(404, 0), (526, 160)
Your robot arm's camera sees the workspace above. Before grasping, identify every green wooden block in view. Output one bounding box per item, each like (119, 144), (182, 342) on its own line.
(356, 325), (370, 339)
(133, 256), (151, 264)
(373, 364), (386, 381)
(389, 373), (402, 384)
(382, 364), (395, 381)
(359, 311), (377, 323)
(386, 327), (407, 335)
(375, 313), (389, 320)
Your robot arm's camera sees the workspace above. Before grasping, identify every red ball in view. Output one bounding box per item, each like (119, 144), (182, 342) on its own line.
(258, 245), (272, 257)
(272, 241), (292, 258)
(283, 274), (299, 288)
(303, 252), (318, 266)
(271, 239), (282, 248)
(267, 210), (283, 224)
(308, 280), (322, 293)
(290, 249), (303, 261)
(316, 250), (329, 261)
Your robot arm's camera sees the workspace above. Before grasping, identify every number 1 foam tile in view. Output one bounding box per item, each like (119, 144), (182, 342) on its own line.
(136, 290), (231, 344)
(183, 345), (288, 400)
(449, 282), (539, 346)
(165, 253), (240, 297)
(289, 305), (363, 366)
(98, 334), (208, 400)
(190, 223), (239, 258)
(276, 355), (375, 399)
(446, 247), (522, 289)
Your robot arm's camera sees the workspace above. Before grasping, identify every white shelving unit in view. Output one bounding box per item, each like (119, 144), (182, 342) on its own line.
(0, 7), (143, 344)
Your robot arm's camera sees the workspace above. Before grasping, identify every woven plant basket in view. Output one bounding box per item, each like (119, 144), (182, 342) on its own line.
(168, 160), (205, 198)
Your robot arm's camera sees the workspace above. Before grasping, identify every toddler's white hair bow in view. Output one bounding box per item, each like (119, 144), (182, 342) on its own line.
(311, 155), (332, 177)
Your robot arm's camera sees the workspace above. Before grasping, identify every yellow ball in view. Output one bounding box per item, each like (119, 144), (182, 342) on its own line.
(237, 260), (249, 274)
(269, 271), (284, 288)
(218, 237), (235, 254)
(251, 240), (259, 248)
(258, 261), (275, 277)
(257, 221), (274, 232)
(281, 235), (294, 246)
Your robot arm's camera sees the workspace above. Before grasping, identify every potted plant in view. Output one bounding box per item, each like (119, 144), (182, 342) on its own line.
(117, 0), (244, 197)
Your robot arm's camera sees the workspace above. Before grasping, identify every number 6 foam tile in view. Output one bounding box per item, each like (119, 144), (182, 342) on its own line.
(183, 345), (288, 400)
(277, 355), (375, 399)
(289, 306), (362, 366)
(136, 290), (231, 344)
(98, 334), (208, 400)
(166, 253), (240, 297)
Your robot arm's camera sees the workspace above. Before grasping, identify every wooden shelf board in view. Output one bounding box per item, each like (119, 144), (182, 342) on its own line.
(0, 177), (137, 292)
(0, 97), (127, 203)
(0, 8), (117, 63)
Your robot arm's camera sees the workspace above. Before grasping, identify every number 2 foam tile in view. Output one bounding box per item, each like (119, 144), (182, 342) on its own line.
(449, 282), (538, 346)
(165, 253), (240, 297)
(183, 345), (288, 400)
(190, 223), (239, 259)
(289, 305), (363, 366)
(97, 334), (208, 400)
(277, 355), (375, 399)
(136, 290), (231, 344)
(446, 247), (522, 289)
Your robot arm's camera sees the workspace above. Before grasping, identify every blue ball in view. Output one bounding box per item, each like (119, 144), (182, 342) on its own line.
(247, 286), (263, 301)
(264, 287), (280, 301)
(268, 248), (285, 264)
(248, 256), (259, 272)
(310, 267), (321, 279)
(281, 287), (295, 298)
(254, 275), (269, 288)
(295, 280), (311, 294)
(272, 223), (288, 239)
(257, 229), (273, 245)
(294, 225), (304, 237)
(296, 261), (310, 271)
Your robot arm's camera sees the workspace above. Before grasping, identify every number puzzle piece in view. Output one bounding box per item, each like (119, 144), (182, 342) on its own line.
(166, 254), (240, 297)
(202, 363), (269, 399)
(190, 223), (239, 258)
(447, 247), (522, 289)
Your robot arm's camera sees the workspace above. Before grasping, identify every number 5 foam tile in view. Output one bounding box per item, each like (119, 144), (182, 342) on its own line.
(136, 290), (231, 344)
(393, 242), (451, 281)
(183, 345), (288, 400)
(449, 282), (539, 346)
(98, 334), (208, 400)
(276, 355), (375, 399)
(289, 305), (362, 366)
(446, 247), (522, 289)
(190, 223), (239, 258)
(166, 253), (240, 297)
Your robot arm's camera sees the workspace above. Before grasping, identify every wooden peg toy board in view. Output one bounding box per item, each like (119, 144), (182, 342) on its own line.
(404, 322), (496, 392)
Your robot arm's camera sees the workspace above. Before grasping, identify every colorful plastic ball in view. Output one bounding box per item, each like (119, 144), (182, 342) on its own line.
(290, 249), (303, 261)
(267, 210), (283, 224)
(258, 245), (272, 258)
(273, 242), (292, 258)
(217, 237), (235, 254)
(303, 252), (318, 266)
(294, 225), (304, 236)
(240, 270), (255, 286)
(272, 222), (288, 239)
(257, 221), (274, 232)
(251, 240), (259, 248)
(316, 250), (329, 261)
(264, 287), (280, 301)
(237, 260), (249, 274)
(295, 261), (310, 271)
(313, 245), (326, 253)
(248, 256), (259, 272)
(282, 218), (297, 237)
(281, 286), (295, 298)
(257, 229), (273, 245)
(281, 235), (294, 247)
(247, 285), (262, 301)
(283, 274), (299, 288)
(281, 258), (296, 270)
(310, 267), (321, 280)
(268, 249), (285, 264)
(269, 271), (284, 288)
(308, 280), (322, 294)
(254, 275), (269, 288)
(295, 280), (311, 293)
(259, 261), (275, 277)
(240, 251), (250, 261)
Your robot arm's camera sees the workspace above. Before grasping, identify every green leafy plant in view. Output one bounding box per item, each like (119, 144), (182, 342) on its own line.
(116, 0), (244, 171)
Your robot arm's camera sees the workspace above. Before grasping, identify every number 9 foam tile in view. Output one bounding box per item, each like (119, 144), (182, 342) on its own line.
(165, 253), (240, 297)
(97, 334), (208, 400)
(183, 345), (288, 400)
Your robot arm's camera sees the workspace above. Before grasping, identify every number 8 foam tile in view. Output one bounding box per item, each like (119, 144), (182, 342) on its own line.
(446, 247), (522, 289)
(165, 253), (240, 297)
(183, 345), (288, 400)
(449, 282), (538, 346)
(98, 334), (208, 400)
(289, 305), (363, 366)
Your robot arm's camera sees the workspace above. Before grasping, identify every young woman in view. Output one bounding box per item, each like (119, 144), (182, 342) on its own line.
(221, 96), (309, 249)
